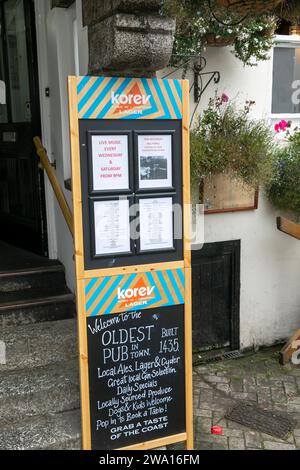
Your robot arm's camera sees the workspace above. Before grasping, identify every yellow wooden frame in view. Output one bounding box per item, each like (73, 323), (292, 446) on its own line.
(68, 76), (193, 451)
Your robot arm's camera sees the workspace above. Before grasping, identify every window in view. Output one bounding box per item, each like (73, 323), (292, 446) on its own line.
(0, 0), (31, 124)
(272, 44), (300, 115)
(0, 7), (8, 123)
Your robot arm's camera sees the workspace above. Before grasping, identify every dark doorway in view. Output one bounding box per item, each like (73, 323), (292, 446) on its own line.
(0, 0), (47, 255)
(192, 240), (240, 352)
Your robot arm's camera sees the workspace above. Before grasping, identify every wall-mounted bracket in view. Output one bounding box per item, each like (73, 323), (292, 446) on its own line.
(194, 59), (220, 103)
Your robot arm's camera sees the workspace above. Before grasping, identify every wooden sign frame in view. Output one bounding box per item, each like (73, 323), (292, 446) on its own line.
(68, 76), (193, 451)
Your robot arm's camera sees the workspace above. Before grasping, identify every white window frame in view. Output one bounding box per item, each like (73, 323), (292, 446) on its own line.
(270, 35), (300, 119)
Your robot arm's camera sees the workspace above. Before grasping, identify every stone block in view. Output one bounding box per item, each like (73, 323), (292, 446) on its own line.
(82, 0), (162, 26)
(88, 13), (175, 77)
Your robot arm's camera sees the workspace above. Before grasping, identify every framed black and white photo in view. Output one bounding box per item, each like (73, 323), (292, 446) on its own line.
(91, 198), (132, 257)
(138, 196), (174, 253)
(137, 133), (173, 191)
(88, 132), (132, 194)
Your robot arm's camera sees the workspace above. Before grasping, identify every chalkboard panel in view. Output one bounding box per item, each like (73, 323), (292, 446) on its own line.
(87, 305), (186, 450)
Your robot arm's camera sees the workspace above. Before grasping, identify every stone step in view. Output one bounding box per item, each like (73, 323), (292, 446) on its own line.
(0, 264), (67, 303)
(0, 294), (75, 327)
(0, 409), (82, 450)
(0, 360), (80, 425)
(0, 318), (78, 372)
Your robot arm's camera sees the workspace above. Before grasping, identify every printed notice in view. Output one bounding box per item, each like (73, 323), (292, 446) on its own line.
(139, 198), (174, 252)
(138, 134), (172, 189)
(94, 199), (131, 256)
(87, 306), (186, 450)
(91, 135), (129, 191)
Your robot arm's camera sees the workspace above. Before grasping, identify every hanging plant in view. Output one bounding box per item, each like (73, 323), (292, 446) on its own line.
(216, 0), (283, 15)
(190, 94), (276, 191)
(163, 0), (277, 67)
(276, 0), (300, 24)
(267, 126), (300, 215)
(233, 16), (277, 65)
(204, 32), (236, 47)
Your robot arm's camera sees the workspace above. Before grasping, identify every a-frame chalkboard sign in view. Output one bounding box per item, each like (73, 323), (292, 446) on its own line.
(68, 76), (193, 450)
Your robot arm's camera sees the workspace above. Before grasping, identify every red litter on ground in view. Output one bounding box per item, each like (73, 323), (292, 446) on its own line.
(211, 426), (223, 435)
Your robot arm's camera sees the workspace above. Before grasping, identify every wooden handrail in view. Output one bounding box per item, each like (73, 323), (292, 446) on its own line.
(34, 137), (74, 238)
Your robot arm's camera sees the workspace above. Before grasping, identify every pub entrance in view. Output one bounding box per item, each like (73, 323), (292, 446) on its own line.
(192, 240), (241, 353)
(0, 0), (47, 256)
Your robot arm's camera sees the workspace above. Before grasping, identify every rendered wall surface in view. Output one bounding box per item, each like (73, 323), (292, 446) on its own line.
(36, 1), (300, 348)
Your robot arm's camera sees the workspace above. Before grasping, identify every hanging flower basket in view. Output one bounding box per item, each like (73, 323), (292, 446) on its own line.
(216, 0), (283, 15)
(204, 33), (236, 47)
(276, 0), (300, 24)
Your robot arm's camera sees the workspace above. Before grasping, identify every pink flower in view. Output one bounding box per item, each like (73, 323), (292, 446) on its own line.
(274, 123), (280, 133)
(221, 93), (229, 103)
(274, 120), (288, 133)
(279, 119), (288, 130)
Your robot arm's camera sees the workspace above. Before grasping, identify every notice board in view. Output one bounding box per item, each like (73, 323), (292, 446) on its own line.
(68, 76), (193, 450)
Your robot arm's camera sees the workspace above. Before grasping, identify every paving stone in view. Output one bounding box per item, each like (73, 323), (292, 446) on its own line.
(227, 421), (250, 431)
(200, 389), (214, 401)
(229, 437), (245, 450)
(230, 378), (244, 392)
(216, 383), (231, 394)
(245, 431), (262, 449)
(195, 439), (213, 450)
(221, 428), (244, 438)
(256, 375), (271, 387)
(194, 409), (212, 418)
(271, 388), (286, 404)
(286, 403), (300, 412)
(284, 381), (298, 397)
(204, 375), (230, 384)
(231, 392), (251, 400)
(263, 441), (296, 450)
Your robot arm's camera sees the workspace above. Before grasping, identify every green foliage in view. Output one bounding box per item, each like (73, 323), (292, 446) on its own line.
(233, 17), (278, 65)
(267, 134), (300, 215)
(190, 95), (276, 190)
(163, 0), (277, 66)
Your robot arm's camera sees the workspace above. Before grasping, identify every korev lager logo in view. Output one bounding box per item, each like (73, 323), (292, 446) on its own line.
(117, 277), (156, 309)
(111, 91), (151, 106)
(112, 83), (151, 116)
(118, 286), (155, 300)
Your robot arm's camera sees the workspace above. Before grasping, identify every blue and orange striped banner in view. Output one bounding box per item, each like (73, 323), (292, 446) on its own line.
(84, 269), (185, 316)
(76, 76), (183, 120)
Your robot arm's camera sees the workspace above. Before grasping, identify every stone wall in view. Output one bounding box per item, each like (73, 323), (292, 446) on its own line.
(82, 0), (175, 77)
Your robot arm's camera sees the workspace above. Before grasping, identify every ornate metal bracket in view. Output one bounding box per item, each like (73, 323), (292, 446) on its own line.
(162, 54), (221, 126)
(193, 58), (221, 103)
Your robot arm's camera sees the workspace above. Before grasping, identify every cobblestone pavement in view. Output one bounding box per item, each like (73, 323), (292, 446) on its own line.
(174, 346), (300, 450)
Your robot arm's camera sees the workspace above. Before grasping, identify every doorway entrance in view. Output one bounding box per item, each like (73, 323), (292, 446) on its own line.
(192, 240), (240, 352)
(0, 0), (47, 256)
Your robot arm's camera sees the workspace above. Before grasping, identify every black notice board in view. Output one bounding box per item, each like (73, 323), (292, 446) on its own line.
(87, 305), (186, 450)
(79, 119), (183, 270)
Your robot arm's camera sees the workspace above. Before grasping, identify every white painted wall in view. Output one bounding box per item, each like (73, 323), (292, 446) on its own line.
(35, 1), (300, 350)
(161, 45), (300, 349)
(35, 0), (88, 291)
